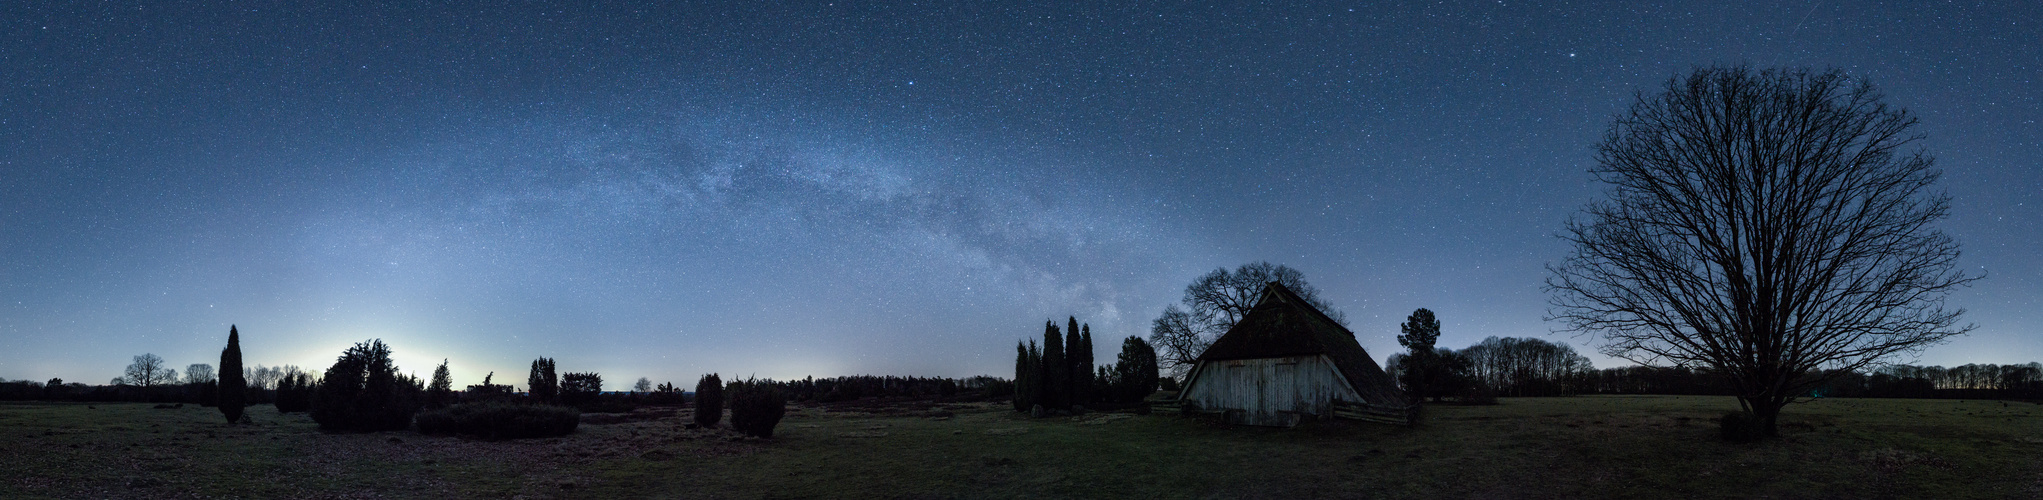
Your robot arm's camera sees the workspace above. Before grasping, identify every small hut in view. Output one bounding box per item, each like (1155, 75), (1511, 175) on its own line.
(1176, 282), (1409, 426)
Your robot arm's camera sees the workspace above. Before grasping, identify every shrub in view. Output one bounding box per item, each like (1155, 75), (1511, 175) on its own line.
(561, 372), (603, 407)
(1719, 411), (1767, 442)
(728, 378), (787, 438)
(311, 339), (424, 431)
(416, 402), (579, 439)
(275, 372), (315, 413)
(463, 371), (515, 404)
(693, 373), (724, 428)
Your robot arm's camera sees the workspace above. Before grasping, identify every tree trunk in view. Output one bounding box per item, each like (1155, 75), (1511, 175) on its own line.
(1744, 396), (1787, 437)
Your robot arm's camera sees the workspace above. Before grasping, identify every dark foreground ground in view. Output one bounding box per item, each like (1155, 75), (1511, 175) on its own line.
(3, 395), (2039, 499)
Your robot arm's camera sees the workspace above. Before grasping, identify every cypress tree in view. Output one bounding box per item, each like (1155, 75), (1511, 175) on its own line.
(218, 325), (246, 423)
(1042, 321), (1066, 410)
(1013, 341), (1031, 412)
(1075, 322), (1094, 406)
(1065, 317), (1081, 405)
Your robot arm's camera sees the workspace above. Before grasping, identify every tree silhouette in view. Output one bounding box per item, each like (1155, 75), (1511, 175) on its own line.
(123, 353), (174, 388)
(1549, 66), (1977, 437)
(426, 359), (454, 409)
(694, 373), (724, 427)
(218, 326), (246, 423)
(1150, 262), (1345, 376)
(1066, 317), (1087, 406)
(1041, 321), (1066, 410)
(1396, 309), (1444, 402)
(528, 358), (559, 404)
(310, 339), (424, 431)
(561, 372), (602, 407)
(1012, 341), (1035, 412)
(1112, 336), (1160, 402)
(183, 364), (215, 385)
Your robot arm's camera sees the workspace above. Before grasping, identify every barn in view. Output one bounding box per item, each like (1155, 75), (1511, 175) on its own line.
(1175, 282), (1410, 426)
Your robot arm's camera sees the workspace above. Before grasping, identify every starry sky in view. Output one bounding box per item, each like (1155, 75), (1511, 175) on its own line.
(3, 2), (2037, 388)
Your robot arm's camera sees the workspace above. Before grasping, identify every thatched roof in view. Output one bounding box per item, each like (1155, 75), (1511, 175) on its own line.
(1193, 281), (1405, 406)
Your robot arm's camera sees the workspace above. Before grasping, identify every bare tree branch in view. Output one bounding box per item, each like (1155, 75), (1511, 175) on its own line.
(1547, 66), (1977, 436)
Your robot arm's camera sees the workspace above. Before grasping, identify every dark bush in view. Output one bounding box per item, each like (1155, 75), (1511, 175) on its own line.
(1159, 377), (1180, 392)
(728, 378), (787, 438)
(981, 378), (1015, 400)
(561, 372), (603, 407)
(416, 402), (579, 439)
(578, 394), (639, 414)
(274, 372), (315, 413)
(463, 371), (515, 404)
(694, 373), (724, 428)
(1719, 411), (1767, 442)
(311, 339), (424, 431)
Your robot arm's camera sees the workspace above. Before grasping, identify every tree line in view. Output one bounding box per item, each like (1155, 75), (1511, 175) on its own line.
(1382, 308), (2043, 403)
(0, 325), (1030, 442)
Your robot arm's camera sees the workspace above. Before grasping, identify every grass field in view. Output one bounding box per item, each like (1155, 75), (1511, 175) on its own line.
(3, 396), (2039, 499)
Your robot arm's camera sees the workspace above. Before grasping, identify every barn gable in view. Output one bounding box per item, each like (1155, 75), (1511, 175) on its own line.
(1177, 282), (1407, 424)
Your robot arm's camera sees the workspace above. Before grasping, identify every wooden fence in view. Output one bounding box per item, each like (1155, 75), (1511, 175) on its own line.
(1330, 400), (1417, 426)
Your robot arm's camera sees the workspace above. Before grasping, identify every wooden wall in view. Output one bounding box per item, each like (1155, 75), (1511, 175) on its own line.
(1180, 355), (1362, 426)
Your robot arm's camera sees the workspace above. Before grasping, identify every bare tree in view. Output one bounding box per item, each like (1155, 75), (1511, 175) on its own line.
(184, 364), (216, 385)
(244, 365), (283, 391)
(1548, 66), (1976, 436)
(124, 354), (177, 387)
(634, 377), (653, 393)
(1149, 261), (1345, 376)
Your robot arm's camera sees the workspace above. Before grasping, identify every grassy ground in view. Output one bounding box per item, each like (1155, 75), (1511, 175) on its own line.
(2, 396), (2038, 499)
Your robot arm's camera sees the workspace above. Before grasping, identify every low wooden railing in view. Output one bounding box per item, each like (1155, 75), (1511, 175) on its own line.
(1330, 400), (1417, 426)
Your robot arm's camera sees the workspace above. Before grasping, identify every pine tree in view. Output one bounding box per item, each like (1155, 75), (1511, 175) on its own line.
(218, 325), (246, 423)
(426, 359), (453, 409)
(1397, 308), (1443, 402)
(1042, 321), (1066, 410)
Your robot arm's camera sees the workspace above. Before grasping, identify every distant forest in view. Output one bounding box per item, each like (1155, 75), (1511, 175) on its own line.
(1381, 336), (2041, 401)
(2, 339), (2038, 404)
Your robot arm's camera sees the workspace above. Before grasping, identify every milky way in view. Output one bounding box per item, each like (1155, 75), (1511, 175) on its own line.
(3, 2), (2036, 385)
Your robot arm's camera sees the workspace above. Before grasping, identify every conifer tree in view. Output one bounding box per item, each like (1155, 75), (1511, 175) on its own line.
(426, 359), (453, 409)
(1076, 322), (1095, 405)
(528, 358), (559, 404)
(1013, 341), (1032, 412)
(1041, 321), (1066, 410)
(218, 325), (246, 423)
(694, 373), (724, 427)
(1114, 336), (1161, 402)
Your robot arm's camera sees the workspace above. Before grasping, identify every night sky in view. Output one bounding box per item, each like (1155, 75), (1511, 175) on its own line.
(4, 2), (2037, 388)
